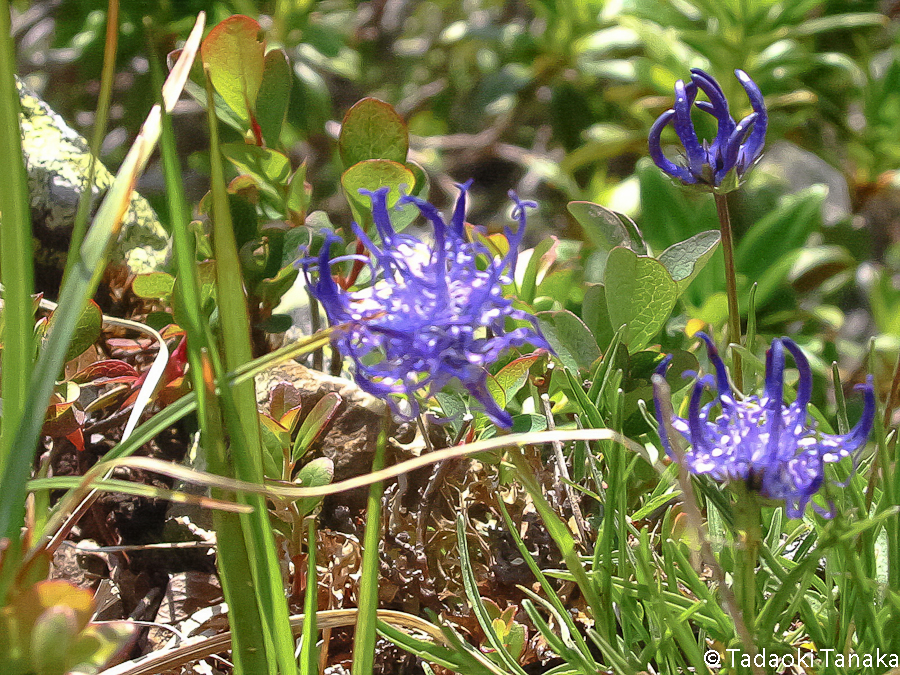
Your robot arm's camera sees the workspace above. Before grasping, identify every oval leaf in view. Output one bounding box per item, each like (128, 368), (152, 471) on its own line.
(46, 301), (102, 363)
(295, 457), (335, 517)
(341, 159), (415, 231)
(201, 15), (265, 124)
(256, 48), (291, 147)
(132, 272), (175, 300)
(657, 230), (720, 297)
(604, 247), (678, 351)
(339, 97), (409, 168)
(536, 310), (601, 372)
(292, 393), (342, 462)
(495, 353), (544, 401)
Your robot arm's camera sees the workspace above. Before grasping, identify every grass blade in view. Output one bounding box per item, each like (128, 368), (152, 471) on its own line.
(204, 61), (297, 675)
(351, 415), (389, 675)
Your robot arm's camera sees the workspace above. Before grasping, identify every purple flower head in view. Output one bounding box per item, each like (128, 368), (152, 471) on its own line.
(303, 181), (550, 428)
(649, 69), (767, 191)
(653, 333), (875, 517)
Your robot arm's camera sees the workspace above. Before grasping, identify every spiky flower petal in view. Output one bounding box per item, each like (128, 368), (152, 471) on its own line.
(303, 182), (549, 427)
(648, 69), (767, 191)
(653, 333), (875, 517)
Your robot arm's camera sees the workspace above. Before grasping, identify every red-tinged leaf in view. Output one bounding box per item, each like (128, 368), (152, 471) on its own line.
(156, 377), (189, 406)
(292, 393), (342, 462)
(165, 338), (189, 381)
(485, 371), (506, 411)
(269, 381), (303, 420)
(339, 97), (409, 168)
(66, 427), (85, 452)
(72, 360), (139, 384)
(280, 405), (303, 435)
(201, 15), (266, 125)
(44, 400), (84, 439)
(494, 352), (545, 401)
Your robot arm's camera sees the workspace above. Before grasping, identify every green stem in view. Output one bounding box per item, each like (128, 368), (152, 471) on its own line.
(714, 192), (743, 392)
(734, 488), (761, 637)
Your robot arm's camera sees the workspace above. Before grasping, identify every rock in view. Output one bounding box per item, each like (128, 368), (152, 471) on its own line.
(255, 361), (414, 510)
(15, 76), (170, 295)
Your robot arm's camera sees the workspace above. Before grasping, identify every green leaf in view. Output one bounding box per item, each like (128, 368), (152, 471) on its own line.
(536, 310), (601, 372)
(256, 48), (291, 147)
(260, 414), (290, 479)
(295, 457), (335, 517)
(657, 230), (720, 296)
(201, 15), (266, 125)
(494, 353), (543, 402)
(132, 272), (175, 300)
(581, 283), (614, 350)
(485, 372), (506, 412)
(339, 97), (409, 168)
(220, 143), (291, 204)
(341, 159), (415, 231)
(520, 237), (557, 305)
(260, 313), (293, 333)
(292, 392), (342, 462)
(510, 414), (548, 434)
(567, 201), (647, 257)
(46, 301), (102, 363)
(287, 163), (310, 218)
(604, 247), (678, 351)
(257, 265), (299, 309)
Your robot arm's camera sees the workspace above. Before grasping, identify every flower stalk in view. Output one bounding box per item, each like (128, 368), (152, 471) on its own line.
(715, 192), (743, 390)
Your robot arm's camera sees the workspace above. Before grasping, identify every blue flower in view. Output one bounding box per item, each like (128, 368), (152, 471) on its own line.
(648, 69), (767, 191)
(653, 333), (875, 517)
(303, 181), (549, 428)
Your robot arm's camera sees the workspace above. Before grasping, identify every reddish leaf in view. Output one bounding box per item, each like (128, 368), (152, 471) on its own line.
(292, 393), (342, 462)
(72, 360), (139, 384)
(269, 382), (303, 421)
(201, 15), (266, 125)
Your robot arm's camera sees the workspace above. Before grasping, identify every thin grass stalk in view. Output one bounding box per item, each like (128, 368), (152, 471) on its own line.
(0, 0), (36, 486)
(204, 67), (298, 675)
(505, 447), (606, 640)
(154, 48), (274, 675)
(300, 517), (319, 675)
(351, 413), (390, 675)
(0, 0), (36, 595)
(714, 192), (743, 391)
(61, 0), (119, 283)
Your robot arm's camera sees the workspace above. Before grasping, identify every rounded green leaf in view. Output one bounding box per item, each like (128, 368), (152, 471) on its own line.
(45, 301), (102, 363)
(604, 247), (678, 351)
(657, 230), (721, 297)
(132, 272), (175, 300)
(341, 159), (415, 230)
(201, 15), (266, 124)
(295, 457), (335, 517)
(339, 97), (409, 168)
(536, 310), (602, 372)
(567, 201), (647, 255)
(256, 48), (291, 147)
